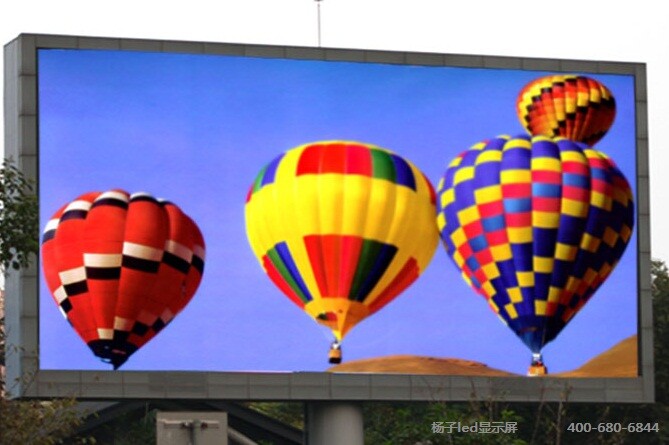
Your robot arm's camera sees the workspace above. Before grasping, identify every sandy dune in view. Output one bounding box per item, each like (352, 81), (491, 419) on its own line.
(329, 355), (516, 376)
(555, 335), (637, 378)
(329, 335), (638, 377)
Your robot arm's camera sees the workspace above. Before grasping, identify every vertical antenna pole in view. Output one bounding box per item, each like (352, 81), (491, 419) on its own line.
(315, 0), (323, 47)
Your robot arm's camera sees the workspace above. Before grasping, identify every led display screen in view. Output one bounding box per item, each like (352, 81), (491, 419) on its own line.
(37, 47), (638, 379)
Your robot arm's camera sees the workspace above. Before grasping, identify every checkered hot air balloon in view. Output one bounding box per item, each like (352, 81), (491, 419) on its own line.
(436, 135), (634, 375)
(245, 141), (439, 363)
(517, 75), (616, 146)
(41, 190), (205, 369)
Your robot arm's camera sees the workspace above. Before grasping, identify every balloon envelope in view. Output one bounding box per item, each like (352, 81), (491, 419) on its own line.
(517, 75), (616, 146)
(41, 190), (205, 369)
(245, 141), (439, 343)
(436, 135), (634, 353)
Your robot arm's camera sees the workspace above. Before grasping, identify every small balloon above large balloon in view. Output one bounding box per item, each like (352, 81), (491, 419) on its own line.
(41, 190), (206, 369)
(436, 135), (634, 375)
(516, 75), (616, 146)
(245, 141), (439, 363)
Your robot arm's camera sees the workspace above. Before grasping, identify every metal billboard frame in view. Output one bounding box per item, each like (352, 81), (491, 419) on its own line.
(3, 33), (654, 403)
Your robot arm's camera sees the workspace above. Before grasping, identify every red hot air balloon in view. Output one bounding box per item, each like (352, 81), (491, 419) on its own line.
(41, 190), (205, 369)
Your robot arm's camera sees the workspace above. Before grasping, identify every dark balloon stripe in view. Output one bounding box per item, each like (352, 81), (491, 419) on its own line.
(261, 153), (284, 188)
(86, 267), (122, 280)
(271, 242), (313, 302)
(390, 153), (416, 191)
(266, 245), (311, 303)
(42, 229), (56, 244)
(122, 255), (161, 273)
(63, 280), (88, 296)
(367, 257), (419, 312)
(129, 194), (160, 204)
(131, 321), (149, 336)
(113, 329), (130, 343)
(162, 251), (190, 274)
(60, 209), (88, 222)
(191, 255), (205, 275)
(350, 239), (398, 302)
(91, 197), (129, 210)
(152, 318), (166, 333)
(251, 153), (285, 194)
(60, 298), (73, 313)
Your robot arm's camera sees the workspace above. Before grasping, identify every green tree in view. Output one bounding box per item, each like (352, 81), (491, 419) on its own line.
(0, 159), (39, 271)
(651, 259), (669, 405)
(0, 159), (91, 445)
(363, 401), (526, 445)
(250, 402), (305, 429)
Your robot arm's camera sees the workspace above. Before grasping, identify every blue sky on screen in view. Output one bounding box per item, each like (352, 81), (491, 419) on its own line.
(37, 48), (638, 375)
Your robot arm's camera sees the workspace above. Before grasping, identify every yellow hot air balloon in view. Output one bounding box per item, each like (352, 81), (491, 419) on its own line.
(245, 141), (439, 363)
(516, 75), (616, 146)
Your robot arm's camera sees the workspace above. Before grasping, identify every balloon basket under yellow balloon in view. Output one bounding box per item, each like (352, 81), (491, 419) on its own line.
(328, 346), (342, 364)
(329, 340), (342, 364)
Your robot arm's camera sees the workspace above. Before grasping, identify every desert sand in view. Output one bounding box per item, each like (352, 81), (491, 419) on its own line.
(328, 335), (638, 377)
(555, 335), (637, 378)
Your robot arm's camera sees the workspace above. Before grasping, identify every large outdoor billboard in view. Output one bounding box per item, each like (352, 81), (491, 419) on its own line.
(4, 34), (653, 402)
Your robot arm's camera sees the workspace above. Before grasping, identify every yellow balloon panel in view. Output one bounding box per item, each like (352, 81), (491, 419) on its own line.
(516, 75), (616, 146)
(245, 141), (439, 340)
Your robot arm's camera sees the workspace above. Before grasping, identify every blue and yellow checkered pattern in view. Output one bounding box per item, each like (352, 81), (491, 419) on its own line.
(436, 135), (634, 352)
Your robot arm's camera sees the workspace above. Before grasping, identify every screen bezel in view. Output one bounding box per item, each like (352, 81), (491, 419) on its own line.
(3, 33), (653, 402)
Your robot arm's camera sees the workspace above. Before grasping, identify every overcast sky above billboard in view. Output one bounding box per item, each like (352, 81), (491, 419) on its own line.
(37, 48), (638, 376)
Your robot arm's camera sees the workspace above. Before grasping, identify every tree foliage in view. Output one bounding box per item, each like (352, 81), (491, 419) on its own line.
(250, 402), (305, 429)
(93, 407), (157, 444)
(0, 397), (94, 445)
(363, 401), (526, 445)
(0, 158), (90, 444)
(0, 158), (39, 271)
(652, 259), (669, 405)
